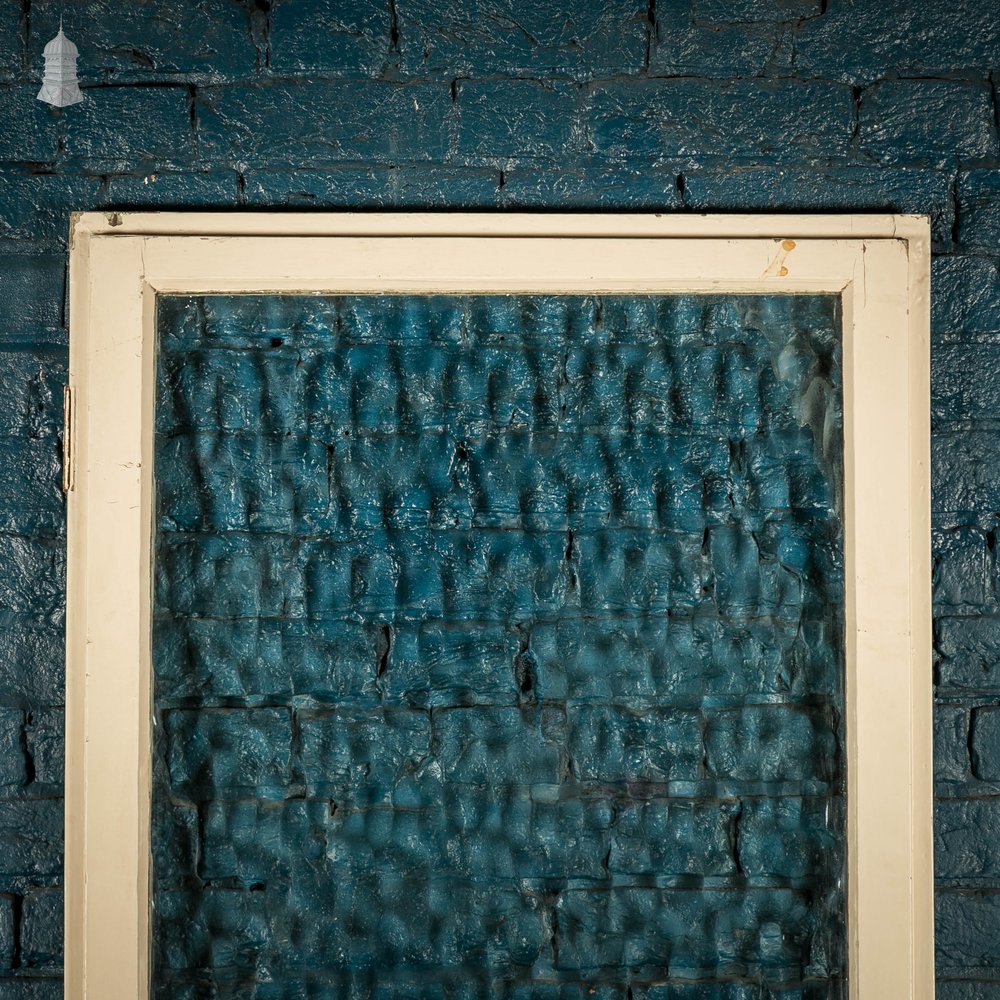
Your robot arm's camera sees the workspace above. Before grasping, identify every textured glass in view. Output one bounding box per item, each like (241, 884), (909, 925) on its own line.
(151, 293), (846, 999)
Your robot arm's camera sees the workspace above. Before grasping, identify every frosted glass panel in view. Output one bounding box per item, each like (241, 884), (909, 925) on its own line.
(151, 293), (846, 998)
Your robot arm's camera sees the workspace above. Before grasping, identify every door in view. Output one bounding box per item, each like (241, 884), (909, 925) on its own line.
(65, 214), (933, 999)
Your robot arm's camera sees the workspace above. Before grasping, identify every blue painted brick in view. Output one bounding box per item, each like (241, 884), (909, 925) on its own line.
(508, 985), (627, 1000)
(242, 166), (501, 209)
(638, 989), (819, 1000)
(387, 622), (521, 707)
(103, 170), (238, 210)
(935, 704), (974, 785)
(0, 624), (63, 703)
(196, 83), (452, 166)
(20, 889), (61, 971)
(157, 348), (305, 436)
(0, 173), (103, 245)
(682, 166), (954, 245)
(506, 987), (625, 1000)
(936, 985), (1000, 1000)
(345, 805), (462, 884)
(302, 538), (393, 619)
(0, 801), (63, 879)
(396, 0), (648, 80)
(932, 527), (994, 611)
(153, 618), (379, 704)
(933, 343), (1000, 426)
(0, 438), (63, 536)
(0, 983), (64, 999)
(934, 431), (1000, 516)
(795, 0), (1000, 84)
(499, 164), (681, 210)
(705, 706), (838, 783)
(554, 886), (840, 978)
(938, 618), (1000, 692)
(64, 86), (195, 171)
(936, 798), (1000, 882)
(956, 170), (1000, 251)
(455, 80), (581, 163)
(0, 536), (64, 623)
(0, 88), (60, 163)
(201, 799), (339, 885)
(429, 882), (546, 970)
(30, 1), (256, 82)
(693, 0), (822, 23)
(707, 522), (840, 620)
(933, 256), (1000, 341)
(269, 0), (390, 76)
(0, 351), (65, 437)
(608, 799), (736, 877)
(859, 81), (997, 166)
(303, 530), (573, 621)
(153, 886), (270, 974)
(324, 294), (467, 348)
(0, 615), (65, 704)
(436, 707), (562, 784)
(569, 706), (702, 782)
(155, 880), (548, 975)
(300, 708), (431, 801)
(575, 530), (707, 613)
(936, 890), (1000, 977)
(746, 521), (841, 615)
(0, 2), (20, 81)
(650, 0), (783, 77)
(587, 80), (854, 163)
(530, 616), (840, 705)
(0, 251), (65, 345)
(155, 533), (304, 618)
(0, 708), (24, 788)
(150, 799), (198, 889)
(6, 0), (995, 985)
(0, 895), (13, 970)
(25, 709), (63, 787)
(150, 289), (847, 989)
(309, 344), (568, 438)
(435, 787), (614, 879)
(156, 295), (272, 350)
(738, 797), (842, 879)
(971, 708), (1000, 781)
(157, 433), (329, 534)
(165, 707), (293, 800)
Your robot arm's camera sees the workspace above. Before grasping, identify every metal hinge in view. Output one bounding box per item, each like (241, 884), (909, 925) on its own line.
(62, 384), (75, 494)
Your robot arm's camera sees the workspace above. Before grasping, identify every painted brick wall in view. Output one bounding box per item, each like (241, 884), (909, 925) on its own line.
(0, 0), (997, 995)
(150, 292), (846, 996)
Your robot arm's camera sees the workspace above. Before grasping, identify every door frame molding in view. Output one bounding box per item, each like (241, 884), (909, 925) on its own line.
(66, 212), (933, 1000)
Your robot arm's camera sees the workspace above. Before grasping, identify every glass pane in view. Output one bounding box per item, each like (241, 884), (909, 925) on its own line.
(151, 293), (846, 998)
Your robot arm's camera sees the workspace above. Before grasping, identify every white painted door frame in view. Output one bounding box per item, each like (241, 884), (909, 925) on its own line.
(65, 212), (933, 1000)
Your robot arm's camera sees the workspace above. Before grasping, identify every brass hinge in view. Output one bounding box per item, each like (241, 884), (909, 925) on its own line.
(62, 384), (75, 494)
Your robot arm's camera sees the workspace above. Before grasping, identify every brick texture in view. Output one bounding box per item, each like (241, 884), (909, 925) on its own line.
(0, 0), (995, 993)
(151, 293), (846, 994)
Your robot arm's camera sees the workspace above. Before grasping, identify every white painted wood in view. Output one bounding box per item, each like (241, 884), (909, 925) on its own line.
(66, 234), (153, 1000)
(66, 214), (932, 1000)
(70, 210), (928, 242)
